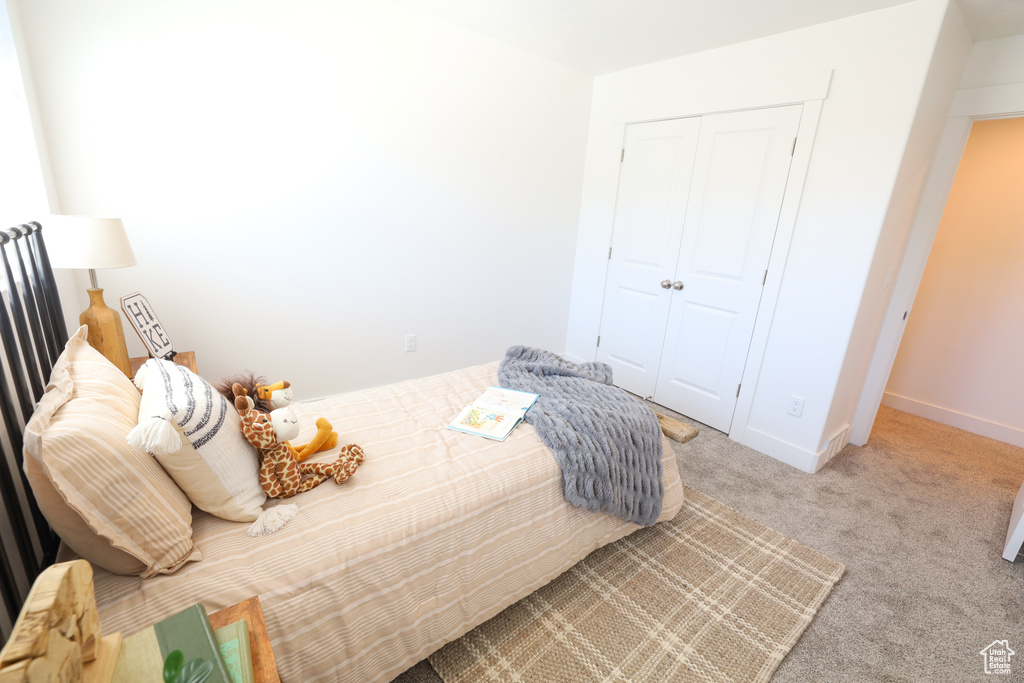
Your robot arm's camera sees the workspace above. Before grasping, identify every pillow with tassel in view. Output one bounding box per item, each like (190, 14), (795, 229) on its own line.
(127, 359), (296, 536)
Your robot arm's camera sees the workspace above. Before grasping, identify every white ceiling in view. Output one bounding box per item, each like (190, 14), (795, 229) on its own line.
(958, 0), (1024, 41)
(391, 0), (1024, 75)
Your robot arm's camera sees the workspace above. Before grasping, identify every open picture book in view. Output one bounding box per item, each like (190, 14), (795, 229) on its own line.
(446, 386), (539, 441)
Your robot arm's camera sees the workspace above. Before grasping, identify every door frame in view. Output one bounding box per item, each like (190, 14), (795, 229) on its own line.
(850, 82), (1024, 445)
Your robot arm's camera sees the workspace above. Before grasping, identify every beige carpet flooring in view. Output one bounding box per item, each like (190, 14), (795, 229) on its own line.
(393, 406), (1024, 682)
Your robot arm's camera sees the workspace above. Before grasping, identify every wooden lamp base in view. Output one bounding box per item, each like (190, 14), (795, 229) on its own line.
(80, 288), (132, 377)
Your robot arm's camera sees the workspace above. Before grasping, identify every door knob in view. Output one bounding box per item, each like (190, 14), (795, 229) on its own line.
(660, 280), (672, 289)
(673, 281), (684, 290)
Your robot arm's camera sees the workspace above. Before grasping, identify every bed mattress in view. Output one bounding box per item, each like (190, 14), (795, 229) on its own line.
(91, 362), (685, 682)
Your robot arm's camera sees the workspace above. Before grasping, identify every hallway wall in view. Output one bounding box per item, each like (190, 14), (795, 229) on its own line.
(884, 116), (1024, 447)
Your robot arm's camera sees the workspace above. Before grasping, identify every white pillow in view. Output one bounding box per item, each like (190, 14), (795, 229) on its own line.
(128, 359), (266, 522)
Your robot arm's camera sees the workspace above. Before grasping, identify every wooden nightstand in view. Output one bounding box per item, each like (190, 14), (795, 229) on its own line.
(209, 597), (280, 683)
(129, 351), (198, 379)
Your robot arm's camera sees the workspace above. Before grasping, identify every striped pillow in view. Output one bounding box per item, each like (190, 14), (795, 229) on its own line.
(129, 359), (266, 523)
(23, 326), (200, 577)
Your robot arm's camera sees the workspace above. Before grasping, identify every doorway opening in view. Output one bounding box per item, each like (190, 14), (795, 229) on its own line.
(881, 116), (1024, 448)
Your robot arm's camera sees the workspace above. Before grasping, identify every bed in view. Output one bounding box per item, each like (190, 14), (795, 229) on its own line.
(23, 329), (684, 682)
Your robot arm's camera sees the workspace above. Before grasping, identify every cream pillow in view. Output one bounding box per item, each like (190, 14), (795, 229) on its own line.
(128, 359), (266, 523)
(23, 326), (200, 577)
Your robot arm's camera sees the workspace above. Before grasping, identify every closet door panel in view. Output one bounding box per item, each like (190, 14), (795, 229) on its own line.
(654, 105), (802, 431)
(669, 301), (735, 396)
(597, 117), (701, 398)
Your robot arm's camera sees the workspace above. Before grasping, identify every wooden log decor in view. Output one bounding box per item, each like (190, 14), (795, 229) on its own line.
(657, 413), (699, 444)
(0, 560), (120, 683)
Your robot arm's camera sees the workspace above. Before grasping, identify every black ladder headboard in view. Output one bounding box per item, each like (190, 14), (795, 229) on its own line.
(0, 222), (67, 643)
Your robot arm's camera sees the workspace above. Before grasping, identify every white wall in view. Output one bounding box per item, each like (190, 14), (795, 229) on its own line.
(881, 34), (1024, 446)
(827, 0), (971, 448)
(565, 0), (963, 470)
(959, 33), (1024, 89)
(884, 117), (1024, 447)
(0, 0), (49, 227)
(12, 0), (593, 399)
(0, 0), (80, 334)
(852, 32), (1024, 446)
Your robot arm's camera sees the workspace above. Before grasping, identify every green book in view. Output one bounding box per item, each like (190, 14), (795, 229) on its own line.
(112, 603), (232, 683)
(213, 619), (254, 683)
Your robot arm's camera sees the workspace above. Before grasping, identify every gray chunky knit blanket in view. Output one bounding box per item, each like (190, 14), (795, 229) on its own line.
(497, 345), (664, 526)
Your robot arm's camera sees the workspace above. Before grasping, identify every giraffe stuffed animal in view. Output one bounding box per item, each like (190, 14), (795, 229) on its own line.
(255, 380), (339, 461)
(217, 374), (339, 462)
(233, 386), (365, 501)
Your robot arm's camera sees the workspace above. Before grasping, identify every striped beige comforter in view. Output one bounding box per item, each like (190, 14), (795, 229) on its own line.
(92, 362), (684, 682)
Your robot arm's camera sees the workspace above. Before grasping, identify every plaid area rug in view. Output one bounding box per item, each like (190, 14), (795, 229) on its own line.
(429, 486), (845, 683)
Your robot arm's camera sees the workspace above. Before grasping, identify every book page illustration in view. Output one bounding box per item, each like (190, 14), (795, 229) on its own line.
(474, 387), (539, 413)
(446, 386), (538, 441)
(459, 409), (506, 435)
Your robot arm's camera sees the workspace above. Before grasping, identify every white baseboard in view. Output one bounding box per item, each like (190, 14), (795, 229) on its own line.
(882, 392), (1024, 448)
(732, 427), (823, 474)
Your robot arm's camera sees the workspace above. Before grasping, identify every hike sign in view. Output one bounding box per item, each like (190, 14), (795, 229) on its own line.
(120, 291), (175, 361)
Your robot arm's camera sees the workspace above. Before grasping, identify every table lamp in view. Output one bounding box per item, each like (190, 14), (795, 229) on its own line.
(45, 216), (137, 377)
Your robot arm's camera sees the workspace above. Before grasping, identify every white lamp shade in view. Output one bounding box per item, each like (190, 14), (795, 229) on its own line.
(44, 215), (137, 270)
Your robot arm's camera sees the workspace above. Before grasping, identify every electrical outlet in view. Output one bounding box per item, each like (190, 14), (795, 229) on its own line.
(787, 395), (805, 417)
(405, 334), (417, 352)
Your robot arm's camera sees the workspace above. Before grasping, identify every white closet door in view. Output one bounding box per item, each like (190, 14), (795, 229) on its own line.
(596, 117), (702, 398)
(653, 105), (802, 431)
